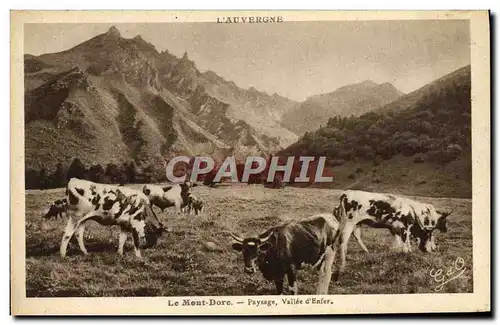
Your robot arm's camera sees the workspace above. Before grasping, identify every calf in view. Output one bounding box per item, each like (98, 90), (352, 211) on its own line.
(186, 194), (204, 216)
(332, 190), (452, 280)
(42, 199), (68, 220)
(142, 182), (195, 215)
(229, 213), (351, 295)
(60, 178), (166, 259)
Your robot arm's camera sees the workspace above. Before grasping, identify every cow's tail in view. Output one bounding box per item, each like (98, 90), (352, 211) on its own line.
(329, 195), (347, 251)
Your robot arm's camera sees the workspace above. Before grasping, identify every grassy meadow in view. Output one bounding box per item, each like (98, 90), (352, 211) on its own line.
(25, 184), (472, 297)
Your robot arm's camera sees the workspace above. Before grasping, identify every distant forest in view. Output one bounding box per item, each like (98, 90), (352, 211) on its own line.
(25, 159), (162, 190)
(280, 68), (471, 167)
(25, 156), (334, 190)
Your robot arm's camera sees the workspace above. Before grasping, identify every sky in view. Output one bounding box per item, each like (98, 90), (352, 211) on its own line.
(24, 21), (470, 101)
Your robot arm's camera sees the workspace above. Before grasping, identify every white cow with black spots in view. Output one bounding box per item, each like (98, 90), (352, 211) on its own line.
(142, 182), (196, 215)
(332, 190), (452, 280)
(60, 178), (166, 259)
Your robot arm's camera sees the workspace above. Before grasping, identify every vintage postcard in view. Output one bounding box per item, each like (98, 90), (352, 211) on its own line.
(10, 10), (490, 315)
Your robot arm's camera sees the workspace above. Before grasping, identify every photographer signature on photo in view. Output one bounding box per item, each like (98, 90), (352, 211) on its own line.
(430, 257), (467, 292)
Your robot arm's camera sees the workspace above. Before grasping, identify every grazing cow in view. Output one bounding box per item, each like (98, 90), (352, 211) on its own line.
(42, 199), (68, 220)
(142, 182), (196, 215)
(332, 190), (452, 280)
(229, 213), (360, 295)
(185, 194), (204, 216)
(60, 178), (166, 259)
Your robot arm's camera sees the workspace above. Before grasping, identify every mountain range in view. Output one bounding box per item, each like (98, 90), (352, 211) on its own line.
(24, 25), (470, 198)
(281, 80), (403, 135)
(24, 26), (301, 171)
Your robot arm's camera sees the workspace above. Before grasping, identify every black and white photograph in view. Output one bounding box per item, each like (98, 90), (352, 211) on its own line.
(10, 10), (490, 315)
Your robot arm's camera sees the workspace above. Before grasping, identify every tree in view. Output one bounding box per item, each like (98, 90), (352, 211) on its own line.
(38, 167), (49, 189)
(67, 158), (87, 180)
(123, 161), (138, 184)
(87, 164), (105, 183)
(25, 168), (39, 189)
(49, 163), (67, 188)
(105, 163), (126, 184)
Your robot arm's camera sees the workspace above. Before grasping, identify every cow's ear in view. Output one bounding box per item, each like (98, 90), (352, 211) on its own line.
(259, 242), (272, 252)
(232, 242), (244, 251)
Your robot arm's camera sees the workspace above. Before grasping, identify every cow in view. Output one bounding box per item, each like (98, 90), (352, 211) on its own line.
(185, 194), (204, 216)
(228, 213), (368, 295)
(42, 199), (68, 220)
(60, 178), (166, 259)
(142, 182), (196, 215)
(331, 190), (452, 280)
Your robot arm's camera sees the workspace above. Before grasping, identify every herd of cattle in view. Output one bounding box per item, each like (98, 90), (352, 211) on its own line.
(40, 177), (452, 295)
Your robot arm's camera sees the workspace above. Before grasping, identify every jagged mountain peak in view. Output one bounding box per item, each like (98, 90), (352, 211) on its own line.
(107, 26), (121, 38)
(24, 27), (299, 171)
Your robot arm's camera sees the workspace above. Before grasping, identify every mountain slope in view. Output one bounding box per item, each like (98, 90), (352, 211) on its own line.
(279, 65), (471, 197)
(377, 65), (471, 114)
(282, 80), (403, 135)
(24, 26), (298, 171)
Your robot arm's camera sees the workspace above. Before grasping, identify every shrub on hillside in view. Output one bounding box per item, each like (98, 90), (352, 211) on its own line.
(414, 155), (425, 163)
(264, 174), (285, 189)
(279, 72), (471, 166)
(373, 156), (383, 166)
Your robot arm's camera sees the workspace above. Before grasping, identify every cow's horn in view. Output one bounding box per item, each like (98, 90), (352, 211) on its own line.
(228, 231), (244, 243)
(438, 208), (453, 216)
(258, 229), (274, 243)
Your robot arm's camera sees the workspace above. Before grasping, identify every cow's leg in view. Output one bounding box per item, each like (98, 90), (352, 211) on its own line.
(274, 277), (284, 295)
(60, 216), (78, 258)
(431, 235), (437, 251)
(337, 221), (355, 279)
(76, 223), (89, 255)
(118, 228), (128, 256)
(330, 230), (341, 281)
(317, 245), (335, 294)
(131, 230), (142, 259)
(403, 226), (412, 253)
(391, 232), (404, 252)
(353, 226), (369, 253)
(286, 266), (298, 295)
(175, 201), (182, 216)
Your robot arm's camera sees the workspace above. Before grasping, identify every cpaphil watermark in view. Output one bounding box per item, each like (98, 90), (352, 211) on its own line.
(164, 156), (334, 184)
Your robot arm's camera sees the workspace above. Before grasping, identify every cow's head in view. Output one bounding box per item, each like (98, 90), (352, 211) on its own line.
(141, 204), (167, 249)
(435, 209), (453, 233)
(411, 226), (434, 252)
(142, 184), (164, 198)
(229, 230), (274, 274)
